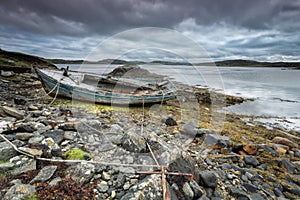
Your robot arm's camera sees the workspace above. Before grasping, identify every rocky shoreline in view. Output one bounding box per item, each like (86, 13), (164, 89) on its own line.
(0, 68), (300, 200)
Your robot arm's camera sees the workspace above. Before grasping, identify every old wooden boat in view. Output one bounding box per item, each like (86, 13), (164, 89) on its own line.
(33, 67), (176, 105)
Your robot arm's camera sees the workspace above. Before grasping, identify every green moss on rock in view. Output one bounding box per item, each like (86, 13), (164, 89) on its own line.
(63, 148), (92, 160)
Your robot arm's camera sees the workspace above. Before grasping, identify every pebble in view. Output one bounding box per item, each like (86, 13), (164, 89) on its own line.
(123, 182), (131, 190)
(200, 170), (218, 188)
(244, 156), (260, 167)
(49, 177), (62, 186)
(98, 181), (109, 192)
(28, 136), (45, 146)
(182, 182), (194, 199)
(15, 132), (34, 141)
(102, 171), (111, 181)
(18, 146), (43, 157)
(189, 180), (204, 198)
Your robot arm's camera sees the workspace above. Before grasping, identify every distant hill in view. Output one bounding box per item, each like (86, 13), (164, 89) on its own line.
(48, 58), (146, 65)
(1, 49), (299, 70)
(0, 49), (57, 70)
(211, 59), (300, 67)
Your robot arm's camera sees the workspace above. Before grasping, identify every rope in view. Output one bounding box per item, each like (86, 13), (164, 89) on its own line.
(49, 81), (60, 105)
(27, 77), (64, 101)
(160, 89), (165, 106)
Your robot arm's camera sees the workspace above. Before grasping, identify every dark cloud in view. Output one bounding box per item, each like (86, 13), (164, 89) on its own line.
(0, 0), (299, 61)
(1, 0), (299, 36)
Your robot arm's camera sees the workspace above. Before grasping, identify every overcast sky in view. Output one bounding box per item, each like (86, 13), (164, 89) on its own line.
(0, 0), (299, 62)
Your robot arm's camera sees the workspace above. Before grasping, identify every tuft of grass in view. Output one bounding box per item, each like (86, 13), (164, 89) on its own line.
(62, 148), (92, 160)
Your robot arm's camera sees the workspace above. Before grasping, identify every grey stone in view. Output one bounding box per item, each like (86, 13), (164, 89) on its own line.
(116, 174), (126, 188)
(121, 131), (146, 153)
(105, 132), (124, 145)
(171, 183), (179, 191)
(241, 175), (248, 182)
(30, 165), (57, 184)
(123, 182), (131, 190)
(63, 131), (77, 140)
(0, 162), (15, 173)
(11, 159), (36, 175)
(200, 170), (218, 188)
(165, 115), (177, 126)
(13, 97), (27, 105)
(249, 193), (267, 200)
(203, 133), (232, 148)
(109, 124), (124, 133)
(14, 132), (34, 141)
(274, 188), (285, 197)
(49, 177), (62, 186)
(244, 156), (260, 167)
(182, 182), (194, 200)
(189, 180), (204, 198)
(226, 172), (236, 180)
(282, 182), (300, 196)
(198, 195), (210, 200)
(229, 186), (249, 199)
(65, 163), (95, 185)
(1, 70), (14, 77)
(30, 111), (42, 117)
(12, 139), (25, 147)
(18, 147), (43, 157)
(102, 171), (111, 181)
(295, 150), (300, 157)
(28, 136), (45, 146)
(245, 171), (255, 181)
(279, 159), (295, 174)
(180, 120), (198, 136)
(0, 141), (18, 161)
(2, 106), (24, 119)
(121, 174), (162, 200)
(98, 181), (109, 193)
(242, 183), (258, 192)
(169, 154), (201, 183)
(257, 145), (279, 157)
(3, 184), (36, 200)
(42, 129), (64, 144)
(41, 138), (62, 157)
(28, 104), (39, 111)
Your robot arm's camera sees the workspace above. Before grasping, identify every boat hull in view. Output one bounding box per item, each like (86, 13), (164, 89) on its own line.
(34, 67), (176, 105)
